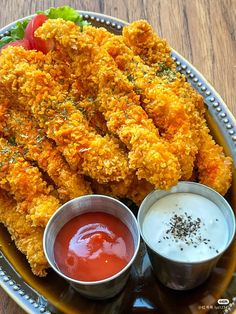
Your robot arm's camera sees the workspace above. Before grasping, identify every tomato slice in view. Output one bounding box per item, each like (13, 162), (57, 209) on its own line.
(25, 14), (54, 54)
(1, 39), (31, 52)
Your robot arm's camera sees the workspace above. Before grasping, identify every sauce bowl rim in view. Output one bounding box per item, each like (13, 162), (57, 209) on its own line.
(43, 194), (140, 285)
(137, 181), (236, 265)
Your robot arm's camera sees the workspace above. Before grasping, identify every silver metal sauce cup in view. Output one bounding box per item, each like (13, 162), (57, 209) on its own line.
(43, 195), (140, 300)
(138, 181), (235, 290)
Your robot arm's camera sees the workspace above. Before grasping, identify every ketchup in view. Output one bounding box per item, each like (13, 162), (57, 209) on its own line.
(54, 212), (134, 281)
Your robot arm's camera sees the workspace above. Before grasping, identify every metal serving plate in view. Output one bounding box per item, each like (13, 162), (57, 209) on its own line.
(0, 11), (235, 314)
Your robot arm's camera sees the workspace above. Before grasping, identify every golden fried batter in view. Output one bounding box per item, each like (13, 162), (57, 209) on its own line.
(123, 20), (173, 67)
(122, 20), (233, 194)
(0, 47), (131, 184)
(0, 137), (60, 227)
(0, 103), (91, 201)
(0, 189), (48, 276)
(0, 18), (233, 277)
(36, 19), (181, 190)
(101, 36), (198, 180)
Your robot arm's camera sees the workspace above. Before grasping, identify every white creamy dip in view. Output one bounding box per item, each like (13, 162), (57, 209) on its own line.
(142, 193), (228, 262)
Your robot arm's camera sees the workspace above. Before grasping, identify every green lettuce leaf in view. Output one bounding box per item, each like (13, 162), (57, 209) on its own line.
(0, 19), (29, 48)
(37, 6), (90, 30)
(0, 36), (12, 48)
(11, 20), (29, 40)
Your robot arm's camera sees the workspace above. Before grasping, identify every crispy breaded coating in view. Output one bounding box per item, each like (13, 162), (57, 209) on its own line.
(0, 16), (233, 283)
(122, 21), (233, 194)
(143, 85), (198, 179)
(196, 123), (233, 195)
(0, 47), (131, 184)
(169, 75), (206, 117)
(1, 104), (91, 201)
(0, 138), (60, 227)
(0, 189), (48, 276)
(91, 177), (133, 200)
(92, 176), (153, 206)
(36, 19), (181, 190)
(124, 21), (205, 115)
(84, 25), (113, 46)
(36, 19), (101, 97)
(96, 63), (181, 188)
(123, 20), (173, 67)
(46, 101), (131, 183)
(122, 20), (205, 120)
(0, 98), (8, 133)
(101, 36), (198, 180)
(0, 17), (233, 281)
(38, 20), (193, 181)
(126, 177), (153, 205)
(73, 97), (109, 136)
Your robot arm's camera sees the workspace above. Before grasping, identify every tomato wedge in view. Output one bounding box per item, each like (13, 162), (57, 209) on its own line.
(25, 14), (54, 54)
(0, 39), (31, 52)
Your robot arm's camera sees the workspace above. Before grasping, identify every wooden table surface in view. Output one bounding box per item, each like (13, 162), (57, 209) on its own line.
(0, 0), (235, 313)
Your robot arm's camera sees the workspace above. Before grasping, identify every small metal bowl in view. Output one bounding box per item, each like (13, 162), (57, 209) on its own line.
(138, 181), (236, 290)
(43, 195), (140, 300)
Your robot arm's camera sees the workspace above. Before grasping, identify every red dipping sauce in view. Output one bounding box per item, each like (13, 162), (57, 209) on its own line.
(54, 212), (134, 282)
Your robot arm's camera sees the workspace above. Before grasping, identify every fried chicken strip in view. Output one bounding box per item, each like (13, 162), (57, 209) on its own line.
(73, 25), (194, 185)
(36, 19), (181, 190)
(0, 189), (48, 276)
(123, 20), (233, 194)
(123, 20), (173, 67)
(0, 137), (60, 227)
(0, 47), (131, 184)
(195, 123), (233, 195)
(123, 20), (204, 116)
(100, 35), (197, 180)
(1, 101), (91, 201)
(82, 21), (233, 194)
(46, 33), (153, 201)
(96, 60), (180, 189)
(0, 29), (148, 203)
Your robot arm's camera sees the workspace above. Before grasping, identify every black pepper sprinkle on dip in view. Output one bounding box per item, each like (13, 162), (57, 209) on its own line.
(142, 193), (228, 262)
